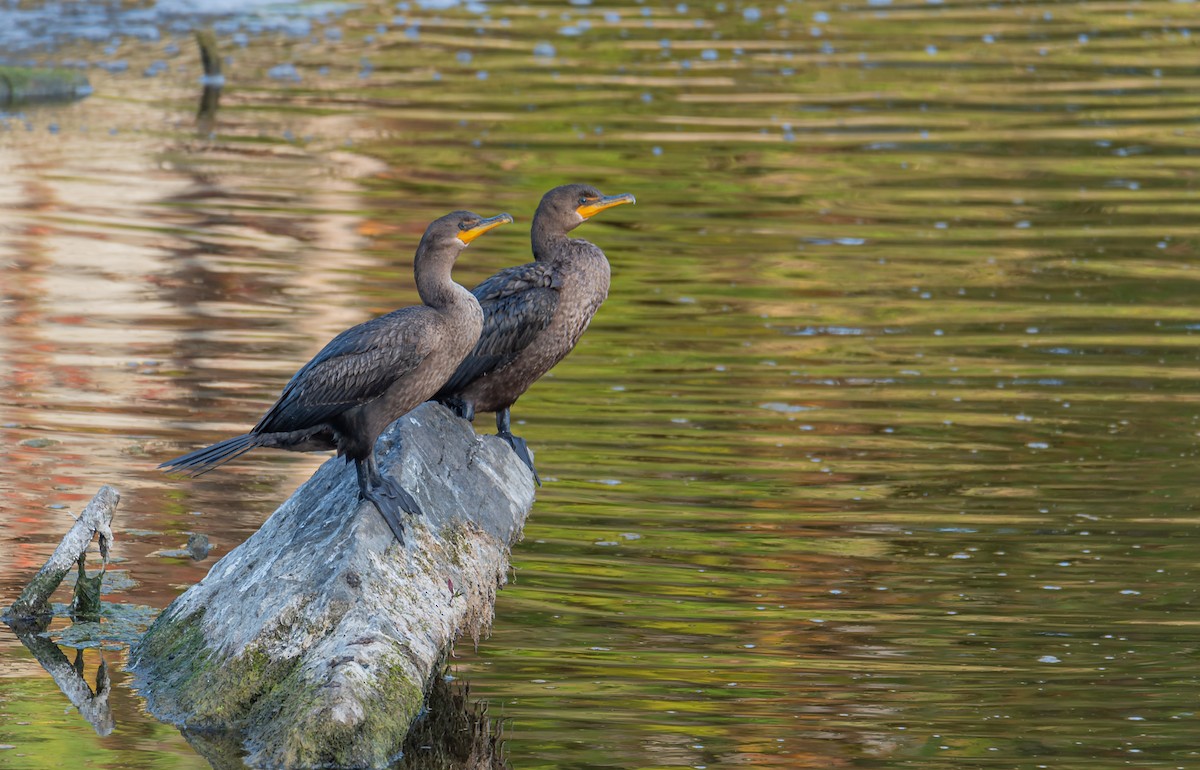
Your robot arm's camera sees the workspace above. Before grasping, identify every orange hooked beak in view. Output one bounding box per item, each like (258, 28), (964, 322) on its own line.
(576, 192), (636, 219)
(458, 212), (514, 244)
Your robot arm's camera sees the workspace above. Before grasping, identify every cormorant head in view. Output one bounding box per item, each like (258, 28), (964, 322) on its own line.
(535, 183), (636, 234)
(421, 211), (514, 255)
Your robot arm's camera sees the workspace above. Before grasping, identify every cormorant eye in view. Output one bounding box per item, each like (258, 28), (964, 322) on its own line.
(458, 220), (471, 230)
(578, 197), (589, 206)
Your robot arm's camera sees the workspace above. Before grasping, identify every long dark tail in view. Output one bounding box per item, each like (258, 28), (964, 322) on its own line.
(159, 434), (261, 477)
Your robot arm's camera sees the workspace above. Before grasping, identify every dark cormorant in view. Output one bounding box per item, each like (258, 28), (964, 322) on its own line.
(160, 210), (513, 542)
(436, 184), (635, 481)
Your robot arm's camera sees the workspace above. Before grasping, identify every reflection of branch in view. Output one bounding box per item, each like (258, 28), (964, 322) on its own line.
(9, 627), (114, 736)
(4, 485), (117, 620)
(197, 84), (222, 133)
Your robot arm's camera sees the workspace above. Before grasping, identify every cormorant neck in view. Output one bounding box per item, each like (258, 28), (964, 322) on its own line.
(414, 246), (463, 309)
(531, 218), (577, 261)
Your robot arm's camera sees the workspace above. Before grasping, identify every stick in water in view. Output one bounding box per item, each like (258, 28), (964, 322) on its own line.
(5, 485), (118, 621)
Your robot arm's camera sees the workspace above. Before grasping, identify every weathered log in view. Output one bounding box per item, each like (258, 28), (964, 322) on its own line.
(5, 485), (117, 621)
(129, 403), (535, 769)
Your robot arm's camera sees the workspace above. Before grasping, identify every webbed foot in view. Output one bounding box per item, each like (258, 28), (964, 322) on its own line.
(356, 456), (423, 543)
(495, 407), (539, 486)
(361, 482), (409, 543)
(498, 431), (540, 486)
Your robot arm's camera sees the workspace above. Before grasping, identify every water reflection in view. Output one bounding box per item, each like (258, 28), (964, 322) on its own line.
(5, 619), (114, 738)
(173, 675), (507, 770)
(194, 29), (223, 135)
(2, 0), (1200, 767)
(392, 676), (509, 770)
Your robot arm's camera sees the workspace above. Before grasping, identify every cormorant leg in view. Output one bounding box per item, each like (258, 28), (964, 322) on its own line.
(496, 408), (540, 486)
(355, 453), (423, 543)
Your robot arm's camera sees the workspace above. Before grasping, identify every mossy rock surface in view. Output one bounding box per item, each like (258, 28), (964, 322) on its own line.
(130, 403), (535, 769)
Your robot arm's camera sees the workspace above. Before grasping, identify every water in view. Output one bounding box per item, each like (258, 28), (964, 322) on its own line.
(2, 1), (1200, 767)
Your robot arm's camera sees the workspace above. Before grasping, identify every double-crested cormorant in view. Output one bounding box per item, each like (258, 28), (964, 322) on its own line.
(160, 210), (513, 542)
(436, 184), (635, 481)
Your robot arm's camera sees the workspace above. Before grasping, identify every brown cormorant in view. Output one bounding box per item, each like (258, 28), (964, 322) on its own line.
(160, 210), (513, 542)
(436, 184), (635, 481)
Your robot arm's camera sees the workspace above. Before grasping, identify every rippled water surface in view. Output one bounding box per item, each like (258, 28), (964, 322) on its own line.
(3, 0), (1200, 768)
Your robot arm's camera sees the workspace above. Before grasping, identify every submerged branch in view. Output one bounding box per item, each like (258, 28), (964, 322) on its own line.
(5, 485), (118, 621)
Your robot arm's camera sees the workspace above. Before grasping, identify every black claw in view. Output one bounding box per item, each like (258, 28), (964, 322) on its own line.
(499, 431), (541, 486)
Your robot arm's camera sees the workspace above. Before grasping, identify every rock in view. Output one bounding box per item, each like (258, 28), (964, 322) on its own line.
(185, 533), (210, 561)
(128, 403), (536, 769)
(18, 437), (58, 448)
